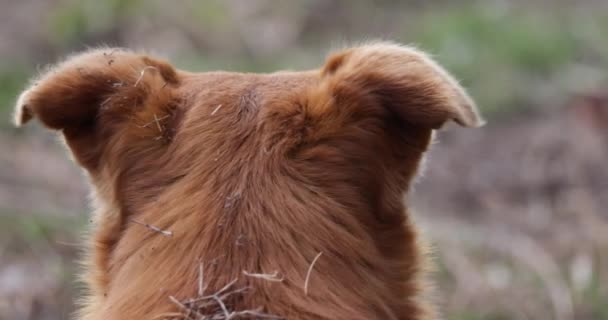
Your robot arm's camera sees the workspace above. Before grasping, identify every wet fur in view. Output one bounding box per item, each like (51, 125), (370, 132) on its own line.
(14, 42), (482, 320)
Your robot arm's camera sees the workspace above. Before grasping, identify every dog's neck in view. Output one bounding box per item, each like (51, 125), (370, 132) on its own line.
(81, 156), (432, 320)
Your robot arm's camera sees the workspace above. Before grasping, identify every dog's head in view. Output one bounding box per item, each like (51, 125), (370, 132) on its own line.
(14, 42), (482, 210)
(14, 42), (482, 318)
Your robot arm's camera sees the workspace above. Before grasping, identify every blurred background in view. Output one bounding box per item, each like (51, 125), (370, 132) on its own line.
(0, 0), (607, 319)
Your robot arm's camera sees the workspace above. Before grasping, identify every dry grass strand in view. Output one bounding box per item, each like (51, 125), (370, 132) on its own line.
(304, 252), (323, 295)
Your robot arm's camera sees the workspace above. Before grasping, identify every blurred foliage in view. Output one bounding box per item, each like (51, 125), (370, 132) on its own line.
(0, 209), (86, 242)
(582, 273), (608, 320)
(48, 0), (141, 45)
(1, 1), (607, 122)
(410, 3), (608, 116)
(0, 68), (29, 128)
(449, 311), (511, 320)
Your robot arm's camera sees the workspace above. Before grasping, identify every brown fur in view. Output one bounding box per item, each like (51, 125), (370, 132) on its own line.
(13, 42), (483, 320)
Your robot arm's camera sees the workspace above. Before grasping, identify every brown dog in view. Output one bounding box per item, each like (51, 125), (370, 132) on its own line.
(14, 42), (482, 320)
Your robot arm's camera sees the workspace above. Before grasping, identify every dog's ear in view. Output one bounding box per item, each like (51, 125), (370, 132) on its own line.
(13, 48), (180, 170)
(13, 48), (179, 130)
(315, 42), (484, 129)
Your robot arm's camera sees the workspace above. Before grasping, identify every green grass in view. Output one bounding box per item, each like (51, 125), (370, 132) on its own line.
(581, 272), (608, 320)
(0, 209), (86, 243)
(48, 0), (142, 45)
(449, 311), (511, 320)
(0, 67), (30, 128)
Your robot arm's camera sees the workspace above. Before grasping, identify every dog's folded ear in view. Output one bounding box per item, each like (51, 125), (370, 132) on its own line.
(318, 42), (484, 129)
(13, 48), (179, 130)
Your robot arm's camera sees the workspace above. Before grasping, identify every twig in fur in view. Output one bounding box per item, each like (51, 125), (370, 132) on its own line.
(211, 104), (223, 115)
(134, 66), (159, 87)
(198, 261), (206, 296)
(184, 286), (250, 307)
(154, 113), (164, 132)
(139, 115), (170, 129)
(100, 97), (112, 108)
(159, 265), (285, 320)
(214, 278), (239, 297)
(129, 218), (173, 237)
(169, 295), (194, 320)
(242, 270), (284, 282)
(212, 295), (231, 319)
(304, 252), (323, 295)
(151, 312), (185, 320)
(229, 309), (284, 319)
